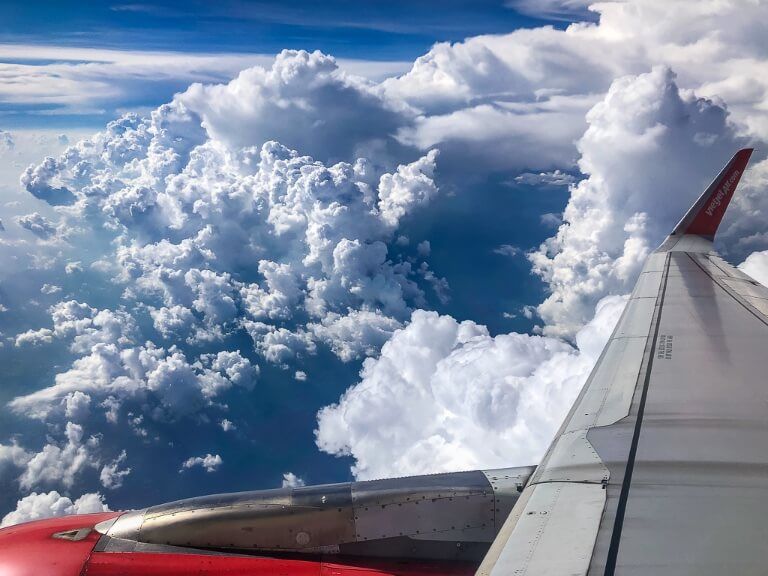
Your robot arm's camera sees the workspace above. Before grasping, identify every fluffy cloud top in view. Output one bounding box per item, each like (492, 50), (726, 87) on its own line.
(18, 422), (100, 491)
(281, 472), (306, 488)
(530, 66), (744, 336)
(15, 212), (57, 240)
(179, 50), (409, 161)
(316, 295), (627, 479)
(1, 491), (109, 528)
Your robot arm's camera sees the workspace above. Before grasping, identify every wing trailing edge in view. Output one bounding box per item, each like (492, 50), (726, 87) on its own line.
(670, 147), (753, 240)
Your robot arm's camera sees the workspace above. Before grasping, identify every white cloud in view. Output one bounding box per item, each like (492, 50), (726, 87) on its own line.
(294, 371), (307, 382)
(15, 212), (57, 240)
(10, 324), (258, 421)
(514, 170), (577, 187)
(177, 50), (410, 161)
(377, 150), (439, 228)
(16, 89), (439, 372)
(180, 453), (222, 473)
(220, 418), (236, 432)
(1, 491), (109, 528)
(149, 305), (196, 339)
(309, 310), (403, 363)
(63, 391), (91, 421)
(100, 450), (131, 490)
(18, 422), (101, 490)
(40, 284), (61, 295)
(281, 472), (306, 488)
(493, 244), (521, 258)
(738, 251), (768, 287)
(530, 66), (743, 337)
(316, 295), (626, 479)
(15, 328), (54, 347)
(65, 261), (83, 274)
(0, 442), (32, 479)
(540, 213), (562, 228)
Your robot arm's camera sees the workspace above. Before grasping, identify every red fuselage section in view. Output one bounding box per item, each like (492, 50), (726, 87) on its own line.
(0, 513), (479, 576)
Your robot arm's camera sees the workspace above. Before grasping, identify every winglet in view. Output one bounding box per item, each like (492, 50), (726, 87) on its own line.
(671, 148), (753, 239)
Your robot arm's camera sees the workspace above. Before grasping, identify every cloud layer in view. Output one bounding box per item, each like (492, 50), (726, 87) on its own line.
(316, 295), (626, 479)
(3, 0), (768, 513)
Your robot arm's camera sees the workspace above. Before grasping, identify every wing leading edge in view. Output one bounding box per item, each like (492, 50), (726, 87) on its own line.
(477, 148), (768, 576)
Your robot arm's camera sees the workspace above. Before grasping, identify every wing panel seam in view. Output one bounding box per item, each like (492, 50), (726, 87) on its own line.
(602, 251), (670, 576)
(687, 253), (768, 328)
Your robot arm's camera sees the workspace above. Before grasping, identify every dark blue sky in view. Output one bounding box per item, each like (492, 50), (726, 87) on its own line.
(0, 0), (583, 60)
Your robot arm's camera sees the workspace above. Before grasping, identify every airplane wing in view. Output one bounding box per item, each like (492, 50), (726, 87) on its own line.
(477, 148), (768, 576)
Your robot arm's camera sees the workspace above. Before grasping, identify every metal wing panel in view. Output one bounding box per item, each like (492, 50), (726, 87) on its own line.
(477, 149), (768, 576)
(591, 249), (768, 575)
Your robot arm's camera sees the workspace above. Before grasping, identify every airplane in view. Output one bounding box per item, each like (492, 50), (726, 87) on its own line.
(0, 148), (764, 575)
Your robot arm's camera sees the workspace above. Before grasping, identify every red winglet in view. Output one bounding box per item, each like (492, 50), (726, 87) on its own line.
(672, 148), (753, 239)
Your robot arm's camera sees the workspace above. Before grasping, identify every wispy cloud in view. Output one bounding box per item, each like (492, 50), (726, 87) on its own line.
(0, 45), (409, 126)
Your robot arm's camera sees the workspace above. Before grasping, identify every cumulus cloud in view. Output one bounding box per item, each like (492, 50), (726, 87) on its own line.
(309, 310), (403, 362)
(1, 491), (109, 528)
(40, 284), (61, 295)
(64, 391), (91, 421)
(15, 87), (439, 371)
(312, 0), (768, 478)
(178, 50), (412, 162)
(530, 66), (744, 336)
(18, 422), (101, 490)
(316, 295), (626, 479)
(180, 453), (222, 473)
(220, 418), (236, 431)
(10, 306), (258, 421)
(15, 212), (57, 240)
(281, 472), (305, 488)
(100, 450), (131, 490)
(0, 442), (32, 479)
(65, 261), (83, 274)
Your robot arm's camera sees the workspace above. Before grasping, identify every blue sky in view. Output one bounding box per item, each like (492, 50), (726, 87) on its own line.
(2, 0), (768, 525)
(0, 1), (576, 58)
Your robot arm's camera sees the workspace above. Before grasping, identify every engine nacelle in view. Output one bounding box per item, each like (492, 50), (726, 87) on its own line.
(98, 466), (534, 561)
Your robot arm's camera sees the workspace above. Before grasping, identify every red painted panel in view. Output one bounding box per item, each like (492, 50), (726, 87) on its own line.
(85, 553), (477, 576)
(0, 512), (121, 576)
(85, 553), (320, 576)
(684, 148), (753, 237)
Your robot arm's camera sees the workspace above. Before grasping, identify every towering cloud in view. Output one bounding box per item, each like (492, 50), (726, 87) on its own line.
(530, 67), (743, 336)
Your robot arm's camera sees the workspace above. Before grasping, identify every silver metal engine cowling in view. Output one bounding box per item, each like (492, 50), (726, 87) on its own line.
(101, 466), (534, 560)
